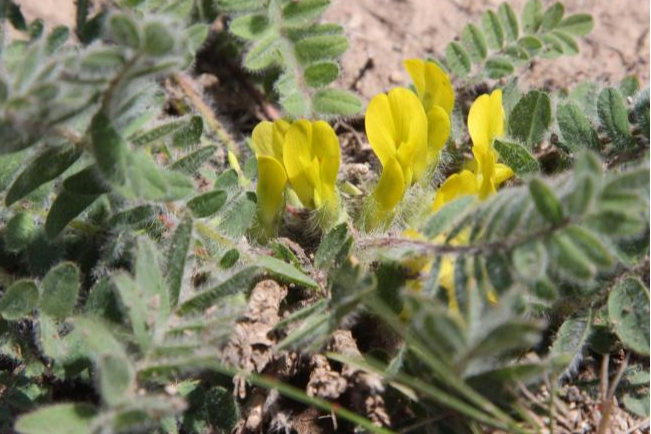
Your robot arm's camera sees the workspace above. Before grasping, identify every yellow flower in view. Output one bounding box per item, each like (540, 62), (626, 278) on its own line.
(404, 59), (454, 164)
(433, 89), (514, 211)
(432, 170), (478, 212)
(467, 89), (504, 154)
(401, 229), (467, 315)
(283, 120), (340, 211)
(366, 87), (428, 203)
(252, 120), (291, 236)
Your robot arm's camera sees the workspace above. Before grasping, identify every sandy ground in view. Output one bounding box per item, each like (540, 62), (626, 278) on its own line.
(16, 0), (651, 100)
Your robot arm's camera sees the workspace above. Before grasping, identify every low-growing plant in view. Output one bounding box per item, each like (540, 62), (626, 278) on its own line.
(0, 0), (648, 433)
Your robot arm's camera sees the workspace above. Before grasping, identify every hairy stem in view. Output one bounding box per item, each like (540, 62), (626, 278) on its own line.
(171, 72), (239, 155)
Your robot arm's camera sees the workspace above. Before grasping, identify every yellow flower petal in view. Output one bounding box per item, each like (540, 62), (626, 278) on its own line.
(256, 155), (287, 225)
(283, 120), (340, 210)
(468, 89), (504, 153)
(374, 157), (405, 211)
(252, 120), (290, 161)
(403, 59), (455, 116)
(312, 120), (340, 202)
(365, 88), (428, 183)
(439, 257), (458, 312)
(365, 93), (397, 167)
(493, 163), (514, 187)
(425, 105), (451, 165)
(475, 148), (497, 200)
(432, 170), (478, 212)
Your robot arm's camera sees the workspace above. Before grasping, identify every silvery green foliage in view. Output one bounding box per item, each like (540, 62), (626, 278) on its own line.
(219, 0), (362, 118)
(444, 0), (593, 79)
(0, 1), (649, 433)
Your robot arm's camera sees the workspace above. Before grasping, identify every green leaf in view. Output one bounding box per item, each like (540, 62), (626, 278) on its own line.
(218, 191), (257, 238)
(564, 226), (614, 269)
(521, 0), (543, 34)
(186, 23), (209, 52)
(481, 10), (505, 49)
(445, 42), (472, 78)
(623, 392), (650, 418)
(166, 215), (193, 308)
(587, 210), (645, 237)
(513, 240), (547, 281)
(4, 212), (36, 252)
(295, 34), (349, 64)
(82, 47), (126, 69)
(517, 35), (543, 54)
(108, 13), (140, 49)
(540, 34), (564, 59)
(244, 32), (280, 70)
(7, 2), (27, 31)
(258, 256), (317, 288)
(498, 3), (519, 42)
(493, 140), (539, 174)
(557, 13), (594, 37)
(40, 262), (80, 319)
(549, 311), (591, 373)
(504, 45), (530, 64)
(109, 204), (158, 229)
(548, 234), (594, 280)
(218, 0), (266, 13)
(172, 116), (203, 148)
(312, 88), (362, 116)
(529, 178), (563, 225)
(99, 353), (135, 406)
(118, 152), (193, 201)
(619, 75), (640, 98)
(132, 119), (185, 146)
(608, 278), (650, 356)
(71, 317), (126, 358)
(6, 144), (81, 206)
(219, 248), (240, 269)
(634, 87), (650, 141)
(187, 190), (228, 218)
(282, 0), (330, 27)
(228, 14), (269, 40)
(45, 190), (101, 239)
(15, 403), (97, 434)
(551, 30), (579, 55)
(541, 2), (564, 31)
(314, 223), (352, 268)
(569, 81), (599, 117)
(304, 61), (339, 88)
(0, 279), (39, 321)
(0, 150), (27, 191)
(564, 175), (595, 217)
(598, 87), (633, 149)
(46, 26), (70, 53)
(144, 21), (175, 56)
(557, 101), (600, 151)
(509, 90), (551, 148)
(170, 145), (216, 174)
(90, 112), (128, 185)
(178, 267), (260, 315)
(485, 56), (514, 79)
(461, 24), (487, 64)
(424, 196), (474, 238)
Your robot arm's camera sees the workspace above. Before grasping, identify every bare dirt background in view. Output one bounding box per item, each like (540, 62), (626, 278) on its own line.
(17, 0), (650, 100)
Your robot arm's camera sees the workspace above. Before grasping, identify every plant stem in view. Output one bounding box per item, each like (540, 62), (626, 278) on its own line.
(171, 72), (239, 155)
(356, 220), (569, 256)
(597, 352), (630, 434)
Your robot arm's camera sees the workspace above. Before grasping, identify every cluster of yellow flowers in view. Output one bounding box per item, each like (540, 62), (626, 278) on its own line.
(250, 58), (514, 242)
(251, 119), (340, 238)
(365, 59), (454, 224)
